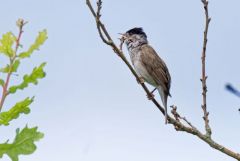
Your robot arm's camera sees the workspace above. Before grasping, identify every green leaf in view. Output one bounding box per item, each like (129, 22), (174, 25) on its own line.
(0, 126), (44, 161)
(8, 62), (46, 94)
(18, 30), (47, 58)
(0, 60), (20, 73)
(0, 79), (4, 87)
(0, 32), (16, 57)
(12, 60), (20, 72)
(0, 64), (10, 73)
(0, 97), (34, 126)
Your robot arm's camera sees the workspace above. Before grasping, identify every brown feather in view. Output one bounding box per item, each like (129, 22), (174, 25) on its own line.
(140, 44), (171, 96)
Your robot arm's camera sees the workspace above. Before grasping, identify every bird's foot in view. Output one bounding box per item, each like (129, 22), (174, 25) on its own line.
(147, 92), (155, 100)
(137, 77), (145, 84)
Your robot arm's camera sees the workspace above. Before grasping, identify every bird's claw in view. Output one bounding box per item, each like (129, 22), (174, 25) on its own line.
(147, 93), (155, 100)
(137, 77), (145, 84)
(147, 87), (157, 100)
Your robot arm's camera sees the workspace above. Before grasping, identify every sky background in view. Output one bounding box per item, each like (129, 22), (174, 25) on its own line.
(0, 0), (240, 161)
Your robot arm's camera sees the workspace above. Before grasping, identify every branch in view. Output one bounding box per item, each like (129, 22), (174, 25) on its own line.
(86, 0), (240, 160)
(201, 0), (212, 137)
(171, 105), (197, 130)
(0, 19), (26, 112)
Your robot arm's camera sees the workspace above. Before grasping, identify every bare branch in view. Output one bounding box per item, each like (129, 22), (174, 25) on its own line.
(171, 105), (197, 130)
(201, 0), (212, 137)
(95, 0), (111, 45)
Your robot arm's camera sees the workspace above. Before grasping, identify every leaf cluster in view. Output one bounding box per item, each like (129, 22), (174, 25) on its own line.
(0, 19), (47, 161)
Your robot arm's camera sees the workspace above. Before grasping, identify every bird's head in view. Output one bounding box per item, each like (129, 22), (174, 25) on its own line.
(120, 27), (148, 49)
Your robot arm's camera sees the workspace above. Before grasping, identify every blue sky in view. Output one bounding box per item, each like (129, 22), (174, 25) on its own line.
(0, 0), (240, 161)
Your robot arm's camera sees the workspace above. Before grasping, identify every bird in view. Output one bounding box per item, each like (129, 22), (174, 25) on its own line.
(121, 27), (171, 124)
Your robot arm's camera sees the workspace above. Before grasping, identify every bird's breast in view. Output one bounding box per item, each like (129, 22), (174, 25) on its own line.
(129, 50), (157, 87)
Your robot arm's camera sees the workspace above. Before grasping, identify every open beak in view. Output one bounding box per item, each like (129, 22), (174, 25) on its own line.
(118, 33), (127, 42)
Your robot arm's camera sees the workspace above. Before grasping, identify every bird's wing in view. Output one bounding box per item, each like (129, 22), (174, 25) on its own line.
(140, 44), (171, 95)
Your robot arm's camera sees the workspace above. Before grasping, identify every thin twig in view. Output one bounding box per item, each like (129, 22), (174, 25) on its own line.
(96, 0), (111, 45)
(0, 19), (25, 112)
(201, 0), (212, 137)
(0, 71), (11, 111)
(170, 105), (196, 130)
(86, 0), (240, 160)
(181, 117), (196, 129)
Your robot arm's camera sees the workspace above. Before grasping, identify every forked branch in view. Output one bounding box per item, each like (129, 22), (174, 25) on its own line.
(86, 0), (240, 160)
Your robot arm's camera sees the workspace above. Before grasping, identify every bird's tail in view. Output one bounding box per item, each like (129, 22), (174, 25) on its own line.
(157, 87), (168, 124)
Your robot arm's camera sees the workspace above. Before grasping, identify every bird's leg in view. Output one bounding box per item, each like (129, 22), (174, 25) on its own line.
(151, 87), (157, 93)
(147, 87), (157, 100)
(137, 77), (145, 84)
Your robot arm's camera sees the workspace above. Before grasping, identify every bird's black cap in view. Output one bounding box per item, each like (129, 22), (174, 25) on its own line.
(126, 27), (147, 37)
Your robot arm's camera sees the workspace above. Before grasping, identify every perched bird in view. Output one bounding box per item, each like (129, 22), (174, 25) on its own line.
(121, 27), (171, 123)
